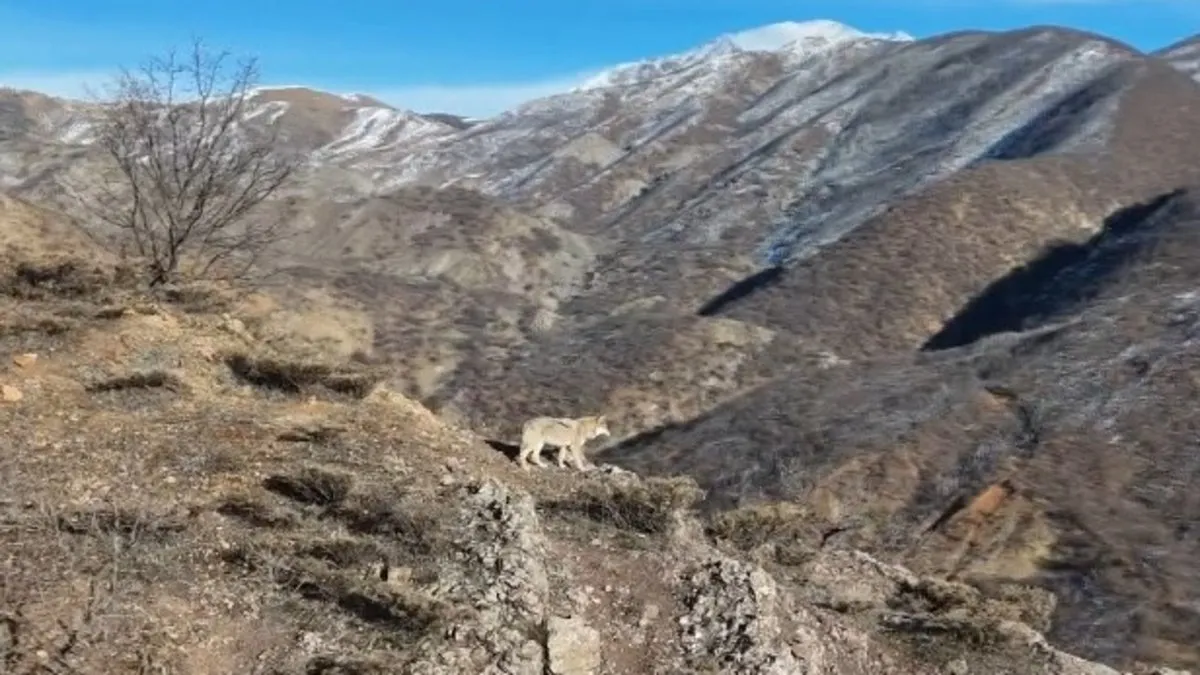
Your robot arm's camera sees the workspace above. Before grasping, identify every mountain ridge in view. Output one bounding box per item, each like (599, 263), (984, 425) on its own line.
(4, 20), (1200, 670)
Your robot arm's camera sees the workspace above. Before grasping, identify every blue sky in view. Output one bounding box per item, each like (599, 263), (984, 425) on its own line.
(0, 0), (1194, 117)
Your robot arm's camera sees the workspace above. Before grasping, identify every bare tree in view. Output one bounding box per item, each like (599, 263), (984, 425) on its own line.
(70, 39), (298, 286)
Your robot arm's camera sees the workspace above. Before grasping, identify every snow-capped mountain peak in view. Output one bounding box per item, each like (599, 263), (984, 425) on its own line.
(574, 20), (912, 91)
(724, 20), (914, 52)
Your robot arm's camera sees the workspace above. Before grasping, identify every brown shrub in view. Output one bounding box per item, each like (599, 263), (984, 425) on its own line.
(541, 475), (705, 536)
(224, 352), (382, 399)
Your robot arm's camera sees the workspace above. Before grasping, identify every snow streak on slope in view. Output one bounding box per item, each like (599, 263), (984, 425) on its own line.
(1158, 36), (1200, 80)
(755, 34), (1131, 264)
(315, 28), (1134, 274)
(317, 107), (457, 159)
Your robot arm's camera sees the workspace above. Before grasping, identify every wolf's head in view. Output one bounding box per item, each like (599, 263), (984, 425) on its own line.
(591, 415), (611, 439)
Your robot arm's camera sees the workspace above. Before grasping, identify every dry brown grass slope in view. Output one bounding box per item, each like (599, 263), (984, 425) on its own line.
(433, 309), (801, 443)
(601, 187), (1200, 670)
(260, 184), (599, 400)
(4, 194), (1166, 674)
(0, 198), (681, 673)
(430, 55), (1200, 458)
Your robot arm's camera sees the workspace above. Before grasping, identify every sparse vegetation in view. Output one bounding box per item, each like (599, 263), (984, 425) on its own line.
(84, 369), (183, 393)
(224, 351), (383, 399)
(541, 474), (705, 536)
(4, 259), (135, 301)
(262, 467), (355, 507)
(64, 38), (298, 287)
(705, 500), (824, 566)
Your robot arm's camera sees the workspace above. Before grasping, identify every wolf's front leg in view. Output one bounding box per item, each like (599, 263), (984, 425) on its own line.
(569, 444), (592, 471)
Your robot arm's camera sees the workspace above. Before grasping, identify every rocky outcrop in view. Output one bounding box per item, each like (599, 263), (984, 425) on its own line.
(408, 480), (549, 674)
(395, 473), (1190, 675)
(678, 558), (802, 674)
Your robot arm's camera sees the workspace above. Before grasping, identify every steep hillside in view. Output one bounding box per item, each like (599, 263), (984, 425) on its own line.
(3, 194), (1176, 675)
(704, 59), (1200, 351)
(406, 35), (1200, 670)
(271, 185), (599, 398)
(600, 187), (1200, 669)
(435, 52), (1200, 441)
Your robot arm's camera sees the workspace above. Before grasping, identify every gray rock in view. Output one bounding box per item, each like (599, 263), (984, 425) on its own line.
(678, 557), (801, 674)
(546, 615), (602, 675)
(407, 479), (549, 675)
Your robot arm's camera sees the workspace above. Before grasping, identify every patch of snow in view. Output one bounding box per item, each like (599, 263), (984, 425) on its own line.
(726, 20), (913, 52)
(248, 85), (313, 96)
(321, 108), (411, 155)
(57, 119), (95, 144)
(574, 20), (910, 92)
(315, 106), (457, 160)
(244, 100), (290, 126)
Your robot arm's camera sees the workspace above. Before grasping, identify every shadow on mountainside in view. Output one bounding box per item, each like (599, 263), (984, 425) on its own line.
(696, 265), (784, 317)
(923, 188), (1187, 351)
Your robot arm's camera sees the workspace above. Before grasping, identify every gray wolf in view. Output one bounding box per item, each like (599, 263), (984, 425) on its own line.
(517, 415), (611, 471)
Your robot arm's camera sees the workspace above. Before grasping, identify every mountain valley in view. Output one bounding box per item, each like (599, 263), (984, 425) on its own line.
(4, 18), (1200, 672)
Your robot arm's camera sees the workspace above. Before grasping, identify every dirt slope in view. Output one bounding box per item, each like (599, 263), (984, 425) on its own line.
(599, 187), (1200, 669)
(4, 195), (1182, 674)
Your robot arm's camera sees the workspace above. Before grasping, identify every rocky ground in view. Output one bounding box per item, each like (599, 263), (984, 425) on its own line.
(2, 198), (1192, 674)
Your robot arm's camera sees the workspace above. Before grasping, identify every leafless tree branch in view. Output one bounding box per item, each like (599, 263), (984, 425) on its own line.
(66, 38), (298, 287)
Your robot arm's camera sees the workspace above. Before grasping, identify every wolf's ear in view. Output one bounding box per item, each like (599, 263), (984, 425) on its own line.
(598, 415), (608, 425)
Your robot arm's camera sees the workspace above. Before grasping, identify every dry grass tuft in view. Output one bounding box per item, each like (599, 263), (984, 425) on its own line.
(262, 467), (355, 507)
(54, 506), (190, 541)
(330, 491), (444, 555)
(303, 654), (391, 674)
(83, 370), (184, 394)
(215, 495), (302, 529)
(541, 475), (705, 536)
(705, 500), (827, 566)
(219, 547), (450, 645)
(706, 500), (813, 550)
(224, 352), (383, 399)
(4, 260), (136, 301)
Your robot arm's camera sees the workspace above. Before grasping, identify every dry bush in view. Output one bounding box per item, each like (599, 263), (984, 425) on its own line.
(53, 505), (190, 542)
(215, 495), (301, 529)
(877, 577), (1057, 665)
(210, 476), (459, 658)
(262, 468), (354, 507)
(224, 352), (383, 399)
(329, 491), (444, 556)
(705, 500), (825, 565)
(3, 259), (137, 301)
(878, 611), (1006, 652)
(66, 38), (298, 287)
(84, 369), (184, 393)
(541, 475), (705, 536)
(304, 655), (391, 674)
(218, 546), (450, 647)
